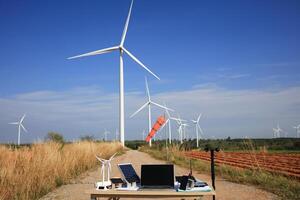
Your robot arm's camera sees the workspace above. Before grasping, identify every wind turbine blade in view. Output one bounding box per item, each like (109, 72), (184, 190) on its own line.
(145, 77), (151, 100)
(198, 124), (203, 134)
(151, 101), (174, 111)
(130, 102), (149, 118)
(160, 119), (168, 131)
(20, 124), (27, 133)
(95, 156), (105, 163)
(109, 152), (117, 161)
(67, 46), (119, 59)
(197, 113), (202, 122)
(122, 47), (160, 80)
(120, 0), (134, 46)
(9, 122), (19, 125)
(20, 114), (26, 123)
(163, 102), (172, 117)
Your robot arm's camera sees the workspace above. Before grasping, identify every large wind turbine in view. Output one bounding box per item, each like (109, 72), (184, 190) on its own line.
(68, 0), (160, 147)
(9, 114), (27, 145)
(191, 113), (204, 147)
(130, 77), (172, 146)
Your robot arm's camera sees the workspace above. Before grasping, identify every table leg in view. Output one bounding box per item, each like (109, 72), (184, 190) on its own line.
(90, 194), (97, 200)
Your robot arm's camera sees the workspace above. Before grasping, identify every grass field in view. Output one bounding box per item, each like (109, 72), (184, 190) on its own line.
(0, 141), (122, 200)
(140, 145), (300, 200)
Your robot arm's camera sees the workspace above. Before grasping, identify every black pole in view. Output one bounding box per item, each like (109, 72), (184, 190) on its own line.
(211, 150), (216, 200)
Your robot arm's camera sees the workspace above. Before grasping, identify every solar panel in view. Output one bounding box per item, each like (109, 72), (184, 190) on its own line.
(118, 163), (140, 183)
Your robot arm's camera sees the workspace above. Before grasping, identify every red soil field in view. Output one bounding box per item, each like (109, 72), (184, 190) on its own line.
(185, 151), (300, 179)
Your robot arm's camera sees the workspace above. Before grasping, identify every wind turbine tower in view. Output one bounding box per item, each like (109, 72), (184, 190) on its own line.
(68, 0), (160, 147)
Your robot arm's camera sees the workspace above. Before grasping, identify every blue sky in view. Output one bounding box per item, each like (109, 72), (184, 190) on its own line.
(0, 0), (300, 143)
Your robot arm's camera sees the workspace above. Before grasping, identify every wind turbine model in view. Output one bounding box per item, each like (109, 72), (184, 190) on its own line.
(130, 77), (172, 146)
(95, 153), (117, 190)
(68, 0), (160, 147)
(273, 124), (283, 138)
(9, 114), (27, 145)
(191, 113), (204, 148)
(293, 124), (300, 138)
(103, 130), (110, 141)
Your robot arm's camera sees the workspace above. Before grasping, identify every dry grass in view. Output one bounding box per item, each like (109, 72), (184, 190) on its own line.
(0, 141), (123, 200)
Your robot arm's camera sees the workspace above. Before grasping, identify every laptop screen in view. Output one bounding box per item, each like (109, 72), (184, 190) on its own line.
(141, 164), (174, 188)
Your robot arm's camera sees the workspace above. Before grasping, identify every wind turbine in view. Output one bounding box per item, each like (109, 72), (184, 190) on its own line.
(9, 114), (27, 145)
(95, 153), (117, 189)
(142, 129), (145, 140)
(181, 123), (189, 140)
(172, 115), (187, 144)
(191, 113), (204, 148)
(273, 124), (283, 138)
(115, 129), (119, 141)
(130, 77), (172, 146)
(157, 103), (175, 144)
(162, 103), (179, 144)
(103, 130), (110, 141)
(293, 124), (300, 138)
(68, 0), (160, 147)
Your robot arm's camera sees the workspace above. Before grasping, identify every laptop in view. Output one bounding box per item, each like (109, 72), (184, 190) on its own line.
(140, 164), (174, 189)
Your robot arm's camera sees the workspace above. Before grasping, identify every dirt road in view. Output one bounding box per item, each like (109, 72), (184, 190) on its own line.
(40, 150), (278, 200)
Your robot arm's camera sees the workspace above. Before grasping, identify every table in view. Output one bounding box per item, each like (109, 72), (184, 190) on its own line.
(86, 188), (216, 200)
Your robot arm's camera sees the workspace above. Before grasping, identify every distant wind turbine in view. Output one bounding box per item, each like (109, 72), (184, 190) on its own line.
(157, 103), (176, 144)
(115, 129), (119, 141)
(181, 123), (189, 140)
(142, 129), (145, 140)
(68, 0), (160, 147)
(273, 124), (283, 138)
(191, 113), (204, 148)
(103, 130), (110, 141)
(9, 114), (27, 145)
(130, 77), (172, 146)
(172, 115), (187, 144)
(293, 124), (300, 138)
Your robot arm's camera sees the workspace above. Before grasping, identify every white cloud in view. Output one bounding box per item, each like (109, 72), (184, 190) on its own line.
(1, 85), (300, 143)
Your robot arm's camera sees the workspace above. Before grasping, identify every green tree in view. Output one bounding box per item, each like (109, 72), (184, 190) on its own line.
(46, 132), (65, 143)
(80, 135), (95, 141)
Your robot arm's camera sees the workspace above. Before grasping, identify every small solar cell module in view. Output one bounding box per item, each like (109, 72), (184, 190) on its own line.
(118, 163), (140, 183)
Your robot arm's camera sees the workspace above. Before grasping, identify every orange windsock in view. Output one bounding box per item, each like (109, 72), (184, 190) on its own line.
(146, 116), (166, 142)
